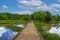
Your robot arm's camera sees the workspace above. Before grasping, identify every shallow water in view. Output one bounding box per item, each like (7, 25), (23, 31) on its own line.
(47, 23), (60, 36)
(14, 24), (24, 28)
(0, 27), (18, 40)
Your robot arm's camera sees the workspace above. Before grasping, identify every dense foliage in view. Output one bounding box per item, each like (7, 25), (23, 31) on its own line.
(0, 11), (60, 22)
(34, 21), (60, 40)
(0, 13), (30, 20)
(31, 11), (60, 22)
(0, 20), (27, 31)
(0, 11), (60, 40)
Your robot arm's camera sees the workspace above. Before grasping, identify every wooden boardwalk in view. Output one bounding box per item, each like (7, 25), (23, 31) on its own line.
(14, 21), (43, 40)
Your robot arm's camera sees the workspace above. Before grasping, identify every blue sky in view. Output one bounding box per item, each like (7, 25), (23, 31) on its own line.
(0, 0), (60, 15)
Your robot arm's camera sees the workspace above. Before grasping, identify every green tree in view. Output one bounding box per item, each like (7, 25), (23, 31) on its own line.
(0, 13), (8, 20)
(45, 11), (52, 22)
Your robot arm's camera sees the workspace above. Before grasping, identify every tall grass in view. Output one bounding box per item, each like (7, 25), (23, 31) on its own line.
(0, 20), (27, 24)
(0, 20), (28, 31)
(34, 20), (60, 40)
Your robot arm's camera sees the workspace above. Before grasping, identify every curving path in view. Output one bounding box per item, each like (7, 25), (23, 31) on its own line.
(15, 21), (43, 40)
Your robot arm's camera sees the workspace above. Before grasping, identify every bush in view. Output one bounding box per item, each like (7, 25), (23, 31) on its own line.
(34, 21), (60, 40)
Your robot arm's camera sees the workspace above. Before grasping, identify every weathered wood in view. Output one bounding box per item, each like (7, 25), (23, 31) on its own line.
(14, 21), (43, 40)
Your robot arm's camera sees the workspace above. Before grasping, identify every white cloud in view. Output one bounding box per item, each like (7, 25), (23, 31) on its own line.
(49, 4), (60, 13)
(50, 4), (60, 8)
(18, 0), (48, 11)
(2, 5), (8, 9)
(12, 10), (32, 14)
(18, 0), (60, 14)
(19, 1), (43, 9)
(19, 1), (43, 6)
(58, 0), (60, 2)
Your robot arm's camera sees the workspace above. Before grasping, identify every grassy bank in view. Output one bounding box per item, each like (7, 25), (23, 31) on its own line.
(0, 20), (28, 31)
(34, 20), (60, 40)
(0, 20), (28, 24)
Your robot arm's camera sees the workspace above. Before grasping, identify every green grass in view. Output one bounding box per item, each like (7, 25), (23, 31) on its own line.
(34, 20), (60, 40)
(41, 31), (60, 40)
(0, 20), (28, 31)
(0, 20), (27, 24)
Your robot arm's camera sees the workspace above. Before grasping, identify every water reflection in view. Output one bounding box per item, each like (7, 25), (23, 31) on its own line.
(14, 24), (24, 28)
(0, 27), (8, 37)
(0, 27), (18, 40)
(48, 23), (60, 36)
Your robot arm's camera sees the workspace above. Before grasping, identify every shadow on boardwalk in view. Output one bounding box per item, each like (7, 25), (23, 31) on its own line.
(14, 21), (44, 40)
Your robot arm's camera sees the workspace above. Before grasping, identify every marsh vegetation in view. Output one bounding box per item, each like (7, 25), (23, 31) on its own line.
(0, 11), (60, 40)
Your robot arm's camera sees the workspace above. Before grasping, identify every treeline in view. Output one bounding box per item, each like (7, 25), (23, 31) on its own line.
(0, 13), (30, 20)
(0, 11), (60, 22)
(31, 11), (60, 22)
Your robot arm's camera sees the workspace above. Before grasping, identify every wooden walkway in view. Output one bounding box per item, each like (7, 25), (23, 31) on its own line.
(14, 21), (43, 40)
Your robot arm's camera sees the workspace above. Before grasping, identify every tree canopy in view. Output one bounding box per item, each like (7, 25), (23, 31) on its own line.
(0, 11), (60, 22)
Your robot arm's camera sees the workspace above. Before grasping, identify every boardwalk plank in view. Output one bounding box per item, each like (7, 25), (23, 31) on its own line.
(15, 21), (42, 40)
